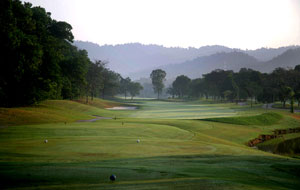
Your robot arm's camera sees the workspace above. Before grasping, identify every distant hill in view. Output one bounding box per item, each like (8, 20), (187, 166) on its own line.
(131, 48), (300, 79)
(258, 48), (300, 72)
(245, 46), (299, 62)
(74, 41), (233, 74)
(74, 41), (299, 79)
(130, 52), (260, 79)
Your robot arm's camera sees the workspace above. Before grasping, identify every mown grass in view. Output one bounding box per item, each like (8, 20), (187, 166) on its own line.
(201, 112), (282, 126)
(130, 101), (240, 119)
(1, 99), (300, 190)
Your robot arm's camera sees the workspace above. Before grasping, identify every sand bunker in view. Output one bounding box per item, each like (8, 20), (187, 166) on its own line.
(106, 106), (137, 110)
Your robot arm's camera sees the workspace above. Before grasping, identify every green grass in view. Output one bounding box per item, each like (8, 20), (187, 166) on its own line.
(1, 99), (300, 189)
(201, 112), (283, 126)
(130, 101), (241, 119)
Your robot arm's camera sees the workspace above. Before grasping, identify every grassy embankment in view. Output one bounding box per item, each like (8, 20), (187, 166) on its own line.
(0, 98), (127, 126)
(0, 98), (300, 190)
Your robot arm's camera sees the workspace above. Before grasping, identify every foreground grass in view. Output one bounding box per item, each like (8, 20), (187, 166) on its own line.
(0, 99), (300, 189)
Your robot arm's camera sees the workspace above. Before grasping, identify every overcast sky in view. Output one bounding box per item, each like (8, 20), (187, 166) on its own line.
(23, 0), (300, 49)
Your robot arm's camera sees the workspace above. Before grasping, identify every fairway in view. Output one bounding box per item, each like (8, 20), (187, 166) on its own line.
(1, 99), (300, 190)
(130, 101), (239, 119)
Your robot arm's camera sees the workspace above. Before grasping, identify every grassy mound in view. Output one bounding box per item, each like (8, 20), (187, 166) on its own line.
(73, 98), (121, 109)
(201, 112), (282, 126)
(0, 98), (125, 126)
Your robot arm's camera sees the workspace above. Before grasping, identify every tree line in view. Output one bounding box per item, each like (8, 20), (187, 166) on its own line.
(0, 0), (142, 107)
(164, 66), (300, 112)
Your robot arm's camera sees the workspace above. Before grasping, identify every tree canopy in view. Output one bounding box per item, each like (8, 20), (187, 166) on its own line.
(0, 0), (141, 107)
(150, 69), (166, 99)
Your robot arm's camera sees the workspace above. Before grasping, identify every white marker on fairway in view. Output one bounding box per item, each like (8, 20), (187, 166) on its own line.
(44, 139), (48, 143)
(137, 139), (140, 143)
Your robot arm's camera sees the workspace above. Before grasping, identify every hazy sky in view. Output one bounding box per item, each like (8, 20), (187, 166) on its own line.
(24, 0), (300, 49)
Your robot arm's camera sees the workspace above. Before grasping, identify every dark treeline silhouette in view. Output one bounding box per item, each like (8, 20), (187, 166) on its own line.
(167, 66), (300, 112)
(0, 0), (142, 107)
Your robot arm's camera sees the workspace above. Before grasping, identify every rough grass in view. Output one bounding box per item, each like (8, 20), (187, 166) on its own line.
(201, 112), (282, 126)
(73, 97), (122, 109)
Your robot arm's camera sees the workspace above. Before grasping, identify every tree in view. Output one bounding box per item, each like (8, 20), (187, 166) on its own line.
(189, 78), (203, 98)
(236, 68), (262, 107)
(0, 0), (90, 106)
(128, 82), (143, 100)
(86, 60), (104, 103)
(285, 87), (295, 113)
(223, 90), (234, 102)
(150, 69), (166, 99)
(295, 91), (300, 108)
(119, 77), (131, 99)
(167, 87), (176, 99)
(172, 75), (191, 98)
(100, 69), (121, 99)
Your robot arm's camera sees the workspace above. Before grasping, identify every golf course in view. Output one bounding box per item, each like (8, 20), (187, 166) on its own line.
(1, 98), (300, 190)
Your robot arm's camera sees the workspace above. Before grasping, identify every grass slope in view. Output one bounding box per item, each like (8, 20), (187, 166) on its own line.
(201, 112), (282, 126)
(0, 98), (130, 126)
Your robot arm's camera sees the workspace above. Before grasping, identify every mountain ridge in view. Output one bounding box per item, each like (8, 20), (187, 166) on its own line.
(74, 41), (299, 79)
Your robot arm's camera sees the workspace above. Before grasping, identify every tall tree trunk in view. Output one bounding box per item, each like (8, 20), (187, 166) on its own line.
(283, 100), (286, 108)
(86, 87), (89, 104)
(291, 98), (294, 113)
(251, 96), (253, 108)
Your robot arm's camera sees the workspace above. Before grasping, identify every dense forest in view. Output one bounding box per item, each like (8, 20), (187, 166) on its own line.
(0, 0), (141, 107)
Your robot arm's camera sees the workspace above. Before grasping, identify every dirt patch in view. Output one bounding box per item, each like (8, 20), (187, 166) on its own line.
(292, 114), (300, 120)
(247, 127), (300, 147)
